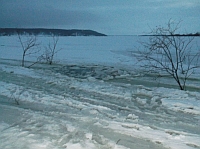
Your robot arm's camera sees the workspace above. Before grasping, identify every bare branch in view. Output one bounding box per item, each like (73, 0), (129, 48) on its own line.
(41, 35), (61, 65)
(135, 20), (200, 90)
(17, 33), (40, 67)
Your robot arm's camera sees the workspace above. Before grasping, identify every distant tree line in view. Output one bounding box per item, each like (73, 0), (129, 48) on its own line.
(141, 32), (200, 36)
(0, 28), (107, 36)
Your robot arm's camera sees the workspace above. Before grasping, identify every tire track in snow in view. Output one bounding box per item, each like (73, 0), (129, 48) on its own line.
(1, 62), (200, 149)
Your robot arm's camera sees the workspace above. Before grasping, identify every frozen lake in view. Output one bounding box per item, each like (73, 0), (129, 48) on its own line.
(0, 35), (142, 65)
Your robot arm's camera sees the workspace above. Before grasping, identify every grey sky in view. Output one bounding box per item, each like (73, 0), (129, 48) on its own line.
(0, 0), (199, 35)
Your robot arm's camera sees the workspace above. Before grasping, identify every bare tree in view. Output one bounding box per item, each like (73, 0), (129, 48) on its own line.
(135, 20), (200, 90)
(40, 35), (61, 65)
(18, 34), (40, 67)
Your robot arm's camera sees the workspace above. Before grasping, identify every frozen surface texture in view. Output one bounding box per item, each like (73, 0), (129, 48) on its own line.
(0, 36), (200, 149)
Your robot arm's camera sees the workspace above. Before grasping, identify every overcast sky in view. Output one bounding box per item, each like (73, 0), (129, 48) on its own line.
(0, 0), (200, 35)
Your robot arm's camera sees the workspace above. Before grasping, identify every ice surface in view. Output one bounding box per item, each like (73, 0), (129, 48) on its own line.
(0, 36), (200, 149)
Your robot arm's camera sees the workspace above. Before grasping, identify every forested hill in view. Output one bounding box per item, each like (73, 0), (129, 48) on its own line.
(0, 28), (107, 36)
(140, 32), (200, 36)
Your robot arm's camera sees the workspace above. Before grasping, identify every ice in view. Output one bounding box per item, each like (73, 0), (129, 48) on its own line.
(0, 36), (200, 149)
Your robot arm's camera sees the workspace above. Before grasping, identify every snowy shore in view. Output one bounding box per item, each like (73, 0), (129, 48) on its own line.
(0, 36), (200, 149)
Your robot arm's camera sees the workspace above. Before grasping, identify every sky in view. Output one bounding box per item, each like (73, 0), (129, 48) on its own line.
(0, 0), (200, 35)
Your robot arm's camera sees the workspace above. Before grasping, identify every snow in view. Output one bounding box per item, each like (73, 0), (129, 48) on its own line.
(0, 35), (200, 149)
